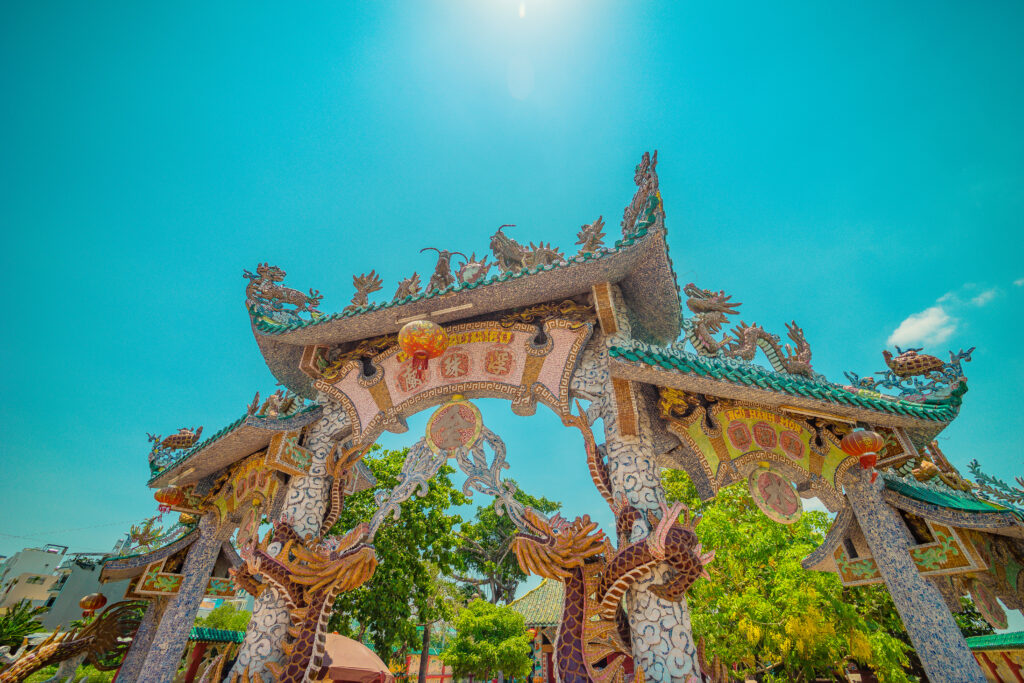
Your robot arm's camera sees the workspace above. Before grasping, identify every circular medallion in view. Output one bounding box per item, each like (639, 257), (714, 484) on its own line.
(426, 398), (483, 454)
(727, 421), (753, 451)
(779, 430), (805, 461)
(753, 422), (778, 450)
(969, 580), (1008, 630)
(748, 467), (802, 524)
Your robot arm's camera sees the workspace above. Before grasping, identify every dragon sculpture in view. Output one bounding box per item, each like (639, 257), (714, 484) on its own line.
(620, 151), (661, 237)
(229, 522), (377, 683)
(511, 407), (713, 683)
(844, 347), (974, 400)
(576, 216), (606, 256)
(682, 283), (814, 378)
(244, 263), (323, 324)
(0, 601), (146, 683)
(489, 225), (565, 273)
(228, 446), (377, 683)
(343, 271), (383, 313)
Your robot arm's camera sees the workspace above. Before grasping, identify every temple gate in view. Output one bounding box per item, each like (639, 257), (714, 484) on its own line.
(45, 152), (1017, 683)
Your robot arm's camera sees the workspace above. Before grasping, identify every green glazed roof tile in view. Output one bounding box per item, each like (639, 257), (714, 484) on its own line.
(189, 627), (246, 643)
(608, 343), (960, 423)
(966, 631), (1024, 650)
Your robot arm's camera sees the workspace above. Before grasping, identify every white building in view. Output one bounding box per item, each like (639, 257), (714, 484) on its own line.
(40, 553), (131, 630)
(0, 545), (67, 610)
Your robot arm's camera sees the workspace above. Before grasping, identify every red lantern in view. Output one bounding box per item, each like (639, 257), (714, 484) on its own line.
(154, 485), (185, 512)
(79, 593), (107, 617)
(841, 430), (886, 482)
(398, 320), (449, 379)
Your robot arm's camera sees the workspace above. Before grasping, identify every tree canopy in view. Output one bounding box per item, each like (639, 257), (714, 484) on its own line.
(455, 482), (560, 604)
(328, 446), (468, 663)
(439, 599), (533, 681)
(194, 602), (251, 632)
(662, 471), (918, 683)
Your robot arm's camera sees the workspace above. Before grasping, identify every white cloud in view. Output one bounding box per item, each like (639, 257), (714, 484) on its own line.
(1015, 278), (1024, 287)
(887, 306), (958, 347)
(971, 288), (998, 306)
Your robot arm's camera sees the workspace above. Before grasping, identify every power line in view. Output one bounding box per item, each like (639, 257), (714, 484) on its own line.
(0, 519), (139, 546)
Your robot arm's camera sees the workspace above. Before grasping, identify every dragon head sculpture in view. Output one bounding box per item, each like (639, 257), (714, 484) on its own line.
(513, 508), (607, 580)
(683, 283), (740, 335)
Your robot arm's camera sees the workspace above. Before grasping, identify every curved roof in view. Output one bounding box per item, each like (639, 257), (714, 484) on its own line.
(250, 155), (682, 399)
(148, 405), (323, 487)
(509, 579), (564, 628)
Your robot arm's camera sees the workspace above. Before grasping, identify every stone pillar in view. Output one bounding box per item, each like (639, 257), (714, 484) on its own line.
(601, 379), (702, 682)
(227, 399), (350, 681)
(572, 283), (703, 683)
(115, 597), (167, 682)
(136, 514), (228, 683)
(844, 469), (986, 683)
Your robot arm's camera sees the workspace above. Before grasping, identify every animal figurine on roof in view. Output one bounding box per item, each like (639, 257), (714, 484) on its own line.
(393, 272), (422, 301)
(244, 263), (323, 322)
(489, 224), (565, 273)
(575, 215), (606, 255)
(343, 270), (383, 313)
(147, 426), (203, 453)
(682, 283), (814, 377)
(883, 347), (945, 378)
(420, 247), (465, 293)
(456, 252), (492, 285)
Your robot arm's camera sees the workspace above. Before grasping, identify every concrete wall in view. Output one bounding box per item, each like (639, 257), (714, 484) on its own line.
(41, 560), (131, 630)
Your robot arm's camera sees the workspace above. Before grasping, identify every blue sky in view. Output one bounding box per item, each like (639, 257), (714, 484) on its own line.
(2, 0), (1022, 628)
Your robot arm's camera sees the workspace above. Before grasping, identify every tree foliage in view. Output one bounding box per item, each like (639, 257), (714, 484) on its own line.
(328, 446), (468, 664)
(439, 600), (533, 680)
(662, 471), (917, 683)
(0, 600), (46, 649)
(194, 602), (252, 631)
(456, 482), (560, 604)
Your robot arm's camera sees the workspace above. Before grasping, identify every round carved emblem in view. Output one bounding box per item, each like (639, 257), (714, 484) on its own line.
(779, 430), (804, 461)
(753, 422), (778, 450)
(748, 467), (802, 524)
(727, 421), (753, 451)
(969, 580), (1008, 630)
(425, 399), (483, 453)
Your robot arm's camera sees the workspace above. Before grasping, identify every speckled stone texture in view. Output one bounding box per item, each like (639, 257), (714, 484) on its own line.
(571, 287), (701, 683)
(227, 398), (350, 682)
(845, 468), (986, 683)
(114, 598), (166, 682)
(137, 514), (229, 683)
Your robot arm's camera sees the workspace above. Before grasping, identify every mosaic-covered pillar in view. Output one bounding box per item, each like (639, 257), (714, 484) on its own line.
(115, 597), (167, 682)
(227, 399), (349, 681)
(844, 468), (986, 683)
(136, 514), (228, 683)
(571, 284), (702, 683)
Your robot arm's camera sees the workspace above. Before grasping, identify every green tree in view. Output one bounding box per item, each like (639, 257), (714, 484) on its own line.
(0, 600), (46, 650)
(456, 483), (560, 604)
(327, 446), (468, 668)
(194, 602), (252, 631)
(439, 600), (533, 681)
(662, 471), (917, 683)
